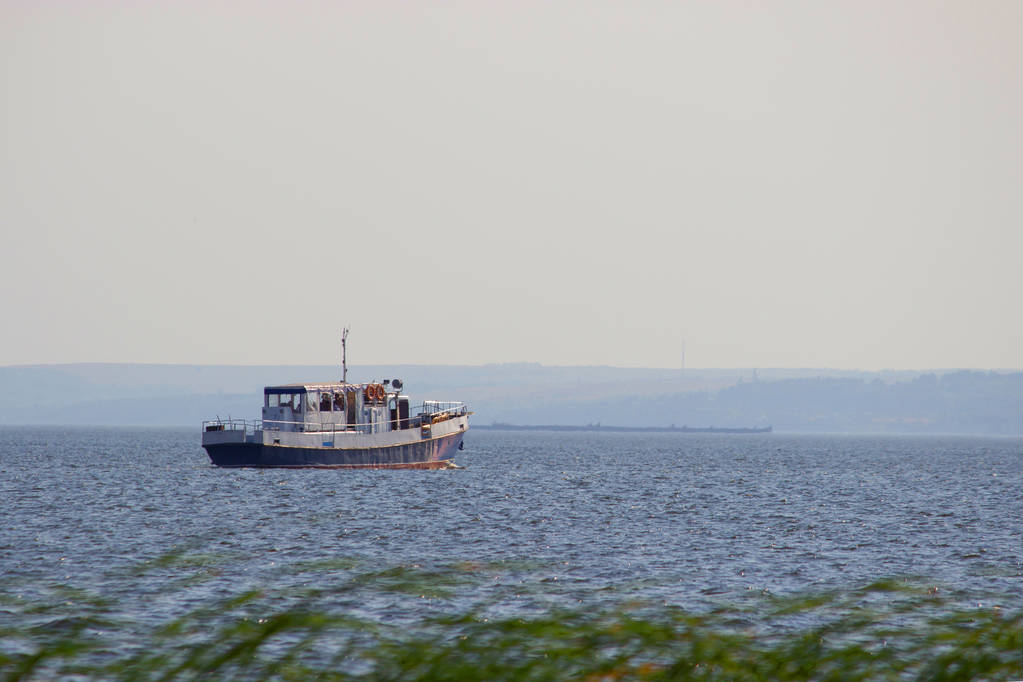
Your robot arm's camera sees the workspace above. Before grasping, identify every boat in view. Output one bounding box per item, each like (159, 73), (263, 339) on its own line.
(201, 331), (470, 468)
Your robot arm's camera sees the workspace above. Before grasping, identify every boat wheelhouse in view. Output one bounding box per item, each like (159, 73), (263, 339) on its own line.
(201, 379), (470, 468)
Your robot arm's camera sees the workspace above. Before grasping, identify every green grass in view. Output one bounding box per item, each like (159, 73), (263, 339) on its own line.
(2, 562), (1022, 681)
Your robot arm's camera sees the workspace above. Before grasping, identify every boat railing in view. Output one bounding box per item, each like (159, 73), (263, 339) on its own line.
(202, 418), (261, 436)
(419, 401), (469, 416)
(261, 419), (394, 435)
(258, 403), (468, 434)
(262, 419), (361, 433)
(205, 407), (468, 433)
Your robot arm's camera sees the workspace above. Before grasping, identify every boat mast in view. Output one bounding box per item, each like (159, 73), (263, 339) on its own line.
(341, 327), (349, 383)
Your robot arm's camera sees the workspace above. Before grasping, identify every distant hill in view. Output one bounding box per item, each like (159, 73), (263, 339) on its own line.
(1, 363), (1021, 435)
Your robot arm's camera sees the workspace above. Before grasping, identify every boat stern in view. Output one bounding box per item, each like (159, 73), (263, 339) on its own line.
(202, 419), (262, 448)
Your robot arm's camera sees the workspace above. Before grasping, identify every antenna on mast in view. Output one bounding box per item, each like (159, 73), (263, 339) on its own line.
(341, 327), (349, 383)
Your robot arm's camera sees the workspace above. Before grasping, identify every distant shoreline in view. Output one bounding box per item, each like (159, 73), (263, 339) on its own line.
(473, 423), (773, 434)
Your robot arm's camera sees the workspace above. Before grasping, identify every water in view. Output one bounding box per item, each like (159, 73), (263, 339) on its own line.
(2, 427), (1022, 634)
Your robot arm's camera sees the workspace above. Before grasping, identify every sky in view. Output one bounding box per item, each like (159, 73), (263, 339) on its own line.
(2, 1), (1021, 370)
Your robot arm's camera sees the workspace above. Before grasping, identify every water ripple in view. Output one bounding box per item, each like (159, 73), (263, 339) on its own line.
(1, 427), (1021, 623)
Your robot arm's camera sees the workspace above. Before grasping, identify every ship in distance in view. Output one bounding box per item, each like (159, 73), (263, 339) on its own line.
(201, 331), (470, 468)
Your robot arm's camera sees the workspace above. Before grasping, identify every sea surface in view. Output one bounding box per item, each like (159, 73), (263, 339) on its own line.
(2, 427), (1022, 641)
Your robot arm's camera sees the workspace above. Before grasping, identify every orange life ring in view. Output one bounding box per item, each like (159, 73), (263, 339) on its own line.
(365, 383), (384, 402)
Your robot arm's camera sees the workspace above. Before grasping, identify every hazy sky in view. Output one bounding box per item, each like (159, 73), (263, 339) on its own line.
(3, 2), (1021, 369)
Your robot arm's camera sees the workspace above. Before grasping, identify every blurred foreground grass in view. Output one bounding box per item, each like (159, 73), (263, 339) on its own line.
(2, 558), (1022, 681)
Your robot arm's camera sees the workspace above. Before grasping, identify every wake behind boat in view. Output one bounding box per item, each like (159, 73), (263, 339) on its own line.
(201, 331), (470, 468)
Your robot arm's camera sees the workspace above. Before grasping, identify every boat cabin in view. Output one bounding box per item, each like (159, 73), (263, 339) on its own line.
(263, 380), (411, 434)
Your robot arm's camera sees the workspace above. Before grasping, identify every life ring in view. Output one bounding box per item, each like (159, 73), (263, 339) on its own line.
(365, 383), (384, 402)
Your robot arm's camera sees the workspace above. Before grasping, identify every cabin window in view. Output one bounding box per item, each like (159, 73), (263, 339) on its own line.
(308, 393), (319, 412)
(280, 393), (302, 410)
(265, 392), (308, 409)
(320, 392), (332, 411)
(333, 392), (344, 411)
